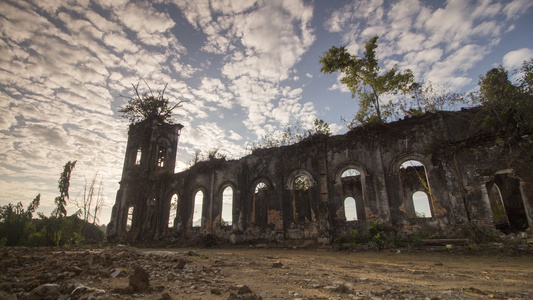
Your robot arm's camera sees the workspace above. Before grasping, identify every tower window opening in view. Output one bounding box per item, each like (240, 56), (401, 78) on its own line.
(135, 149), (142, 165)
(126, 206), (134, 232)
(157, 147), (167, 167)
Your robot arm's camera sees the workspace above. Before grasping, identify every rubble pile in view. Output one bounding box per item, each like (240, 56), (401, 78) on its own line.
(0, 245), (264, 300)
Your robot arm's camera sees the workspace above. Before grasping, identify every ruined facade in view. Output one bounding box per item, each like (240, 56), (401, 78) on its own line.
(107, 108), (533, 244)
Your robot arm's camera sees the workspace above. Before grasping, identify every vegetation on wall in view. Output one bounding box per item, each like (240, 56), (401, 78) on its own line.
(250, 118), (331, 151)
(476, 59), (533, 135)
(119, 82), (184, 124)
(319, 36), (531, 134)
(320, 36), (415, 126)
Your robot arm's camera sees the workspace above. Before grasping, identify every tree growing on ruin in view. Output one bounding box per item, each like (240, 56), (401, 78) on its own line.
(308, 118), (331, 136)
(400, 81), (465, 117)
(477, 59), (533, 134)
(119, 82), (184, 124)
(319, 36), (415, 125)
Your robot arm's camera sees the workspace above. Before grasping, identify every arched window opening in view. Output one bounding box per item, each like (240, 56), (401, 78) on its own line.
(412, 191), (432, 218)
(135, 149), (142, 165)
(126, 206), (134, 232)
(169, 194), (178, 227)
(221, 187), (233, 226)
(344, 197), (357, 221)
(292, 175), (311, 223)
(399, 160), (432, 218)
(294, 175), (310, 191)
(488, 174), (529, 233)
(253, 181), (268, 225)
(488, 184), (509, 229)
(400, 160), (428, 190)
(255, 182), (267, 193)
(341, 169), (361, 178)
(192, 191), (204, 228)
(340, 168), (365, 221)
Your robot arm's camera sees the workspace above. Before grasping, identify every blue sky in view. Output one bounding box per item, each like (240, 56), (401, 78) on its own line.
(1, 0), (532, 225)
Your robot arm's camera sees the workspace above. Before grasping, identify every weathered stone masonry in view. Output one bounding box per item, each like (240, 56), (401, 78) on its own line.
(107, 108), (533, 243)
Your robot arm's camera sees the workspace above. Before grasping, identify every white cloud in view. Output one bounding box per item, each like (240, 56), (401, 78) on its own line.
(503, 48), (533, 70)
(117, 2), (174, 34)
(427, 44), (487, 89)
(104, 32), (139, 53)
(174, 0), (316, 138)
(324, 0), (531, 93)
(503, 0), (533, 19)
(194, 77), (235, 109)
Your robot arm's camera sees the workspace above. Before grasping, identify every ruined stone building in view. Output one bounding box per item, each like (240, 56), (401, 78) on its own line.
(106, 108), (533, 244)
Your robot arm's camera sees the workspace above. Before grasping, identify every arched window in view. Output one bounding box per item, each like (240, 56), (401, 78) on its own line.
(255, 182), (267, 193)
(339, 168), (365, 221)
(341, 169), (361, 178)
(221, 187), (233, 226)
(344, 197), (357, 221)
(293, 175), (310, 191)
(169, 194), (178, 227)
(292, 175), (311, 223)
(192, 190), (204, 228)
(487, 174), (529, 233)
(253, 181), (268, 225)
(399, 160), (432, 218)
(488, 183), (508, 229)
(412, 191), (432, 218)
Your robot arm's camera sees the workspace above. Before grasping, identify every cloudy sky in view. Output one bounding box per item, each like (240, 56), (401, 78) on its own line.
(1, 0), (532, 225)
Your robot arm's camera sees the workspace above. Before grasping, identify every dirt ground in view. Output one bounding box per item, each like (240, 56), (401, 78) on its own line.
(145, 247), (533, 299)
(1, 245), (533, 299)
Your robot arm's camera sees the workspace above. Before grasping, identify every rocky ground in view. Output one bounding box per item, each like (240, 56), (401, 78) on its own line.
(1, 244), (532, 300)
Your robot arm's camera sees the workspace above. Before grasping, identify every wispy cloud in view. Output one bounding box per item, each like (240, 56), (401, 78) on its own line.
(324, 0), (531, 90)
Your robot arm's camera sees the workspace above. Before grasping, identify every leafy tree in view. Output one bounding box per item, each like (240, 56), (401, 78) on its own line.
(53, 160), (76, 218)
(319, 36), (415, 125)
(0, 194), (40, 246)
(119, 83), (184, 124)
(517, 58), (533, 94)
(36, 213), (84, 246)
(401, 81), (465, 117)
(309, 118), (331, 136)
(478, 61), (533, 134)
(252, 124), (307, 150)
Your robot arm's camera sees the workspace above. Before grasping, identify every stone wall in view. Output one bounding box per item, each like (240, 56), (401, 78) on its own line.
(107, 108), (533, 244)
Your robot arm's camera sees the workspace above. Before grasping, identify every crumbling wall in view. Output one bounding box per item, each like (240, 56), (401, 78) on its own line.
(107, 109), (533, 244)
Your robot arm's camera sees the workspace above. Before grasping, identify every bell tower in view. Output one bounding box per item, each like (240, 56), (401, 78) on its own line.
(107, 116), (183, 241)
